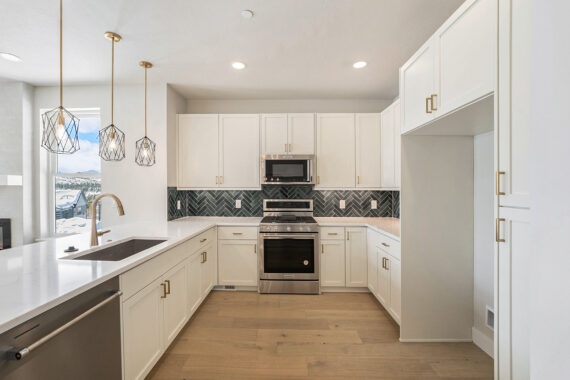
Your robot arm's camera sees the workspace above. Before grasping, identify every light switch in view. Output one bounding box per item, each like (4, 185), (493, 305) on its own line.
(339, 200), (346, 209)
(176, 200), (181, 210)
(371, 200), (378, 209)
(235, 199), (242, 208)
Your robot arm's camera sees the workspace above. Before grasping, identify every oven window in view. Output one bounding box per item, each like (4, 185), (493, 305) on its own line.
(263, 238), (315, 273)
(265, 160), (307, 182)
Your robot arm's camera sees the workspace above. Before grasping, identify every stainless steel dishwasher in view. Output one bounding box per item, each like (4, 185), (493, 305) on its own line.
(0, 277), (122, 380)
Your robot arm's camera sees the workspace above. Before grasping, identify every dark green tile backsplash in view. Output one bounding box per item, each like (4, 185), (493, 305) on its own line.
(168, 186), (400, 220)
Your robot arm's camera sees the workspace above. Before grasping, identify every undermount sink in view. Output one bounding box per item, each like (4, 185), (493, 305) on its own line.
(70, 239), (167, 261)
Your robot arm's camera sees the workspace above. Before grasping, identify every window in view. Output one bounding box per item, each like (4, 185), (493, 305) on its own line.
(49, 109), (102, 235)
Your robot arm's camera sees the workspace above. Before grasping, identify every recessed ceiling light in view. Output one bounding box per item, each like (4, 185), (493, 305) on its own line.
(232, 61), (246, 70)
(241, 10), (254, 19)
(353, 61), (367, 69)
(0, 52), (22, 62)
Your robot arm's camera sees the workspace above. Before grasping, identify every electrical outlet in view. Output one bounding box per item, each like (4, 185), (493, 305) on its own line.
(235, 199), (242, 208)
(339, 200), (346, 209)
(176, 200), (181, 210)
(371, 200), (378, 209)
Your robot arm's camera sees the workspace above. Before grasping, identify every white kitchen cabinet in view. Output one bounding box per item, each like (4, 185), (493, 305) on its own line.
(320, 239), (346, 287)
(435, 0), (495, 115)
(497, 207), (530, 380)
(200, 243), (217, 298)
(345, 227), (367, 287)
(217, 239), (258, 286)
(186, 250), (202, 315)
(400, 37), (437, 134)
(316, 113), (355, 188)
(376, 249), (391, 307)
(177, 114), (219, 188)
(288, 113), (315, 154)
(355, 114), (381, 188)
(380, 100), (401, 188)
(497, 0), (530, 209)
(218, 114), (260, 188)
(386, 256), (401, 323)
(122, 278), (164, 380)
(367, 230), (381, 295)
(261, 114), (288, 154)
(162, 262), (188, 346)
(394, 101), (401, 187)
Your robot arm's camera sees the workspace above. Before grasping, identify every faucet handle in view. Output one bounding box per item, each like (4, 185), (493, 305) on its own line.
(97, 229), (111, 237)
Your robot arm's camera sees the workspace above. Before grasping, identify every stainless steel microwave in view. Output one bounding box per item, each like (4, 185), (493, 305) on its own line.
(260, 155), (315, 185)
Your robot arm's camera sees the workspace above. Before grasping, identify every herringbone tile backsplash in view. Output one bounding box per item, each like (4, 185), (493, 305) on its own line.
(168, 186), (400, 220)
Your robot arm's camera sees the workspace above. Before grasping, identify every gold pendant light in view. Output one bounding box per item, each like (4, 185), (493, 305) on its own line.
(98, 31), (125, 161)
(41, 0), (80, 154)
(135, 61), (156, 166)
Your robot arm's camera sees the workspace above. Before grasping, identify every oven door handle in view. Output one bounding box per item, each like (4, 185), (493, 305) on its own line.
(260, 233), (317, 239)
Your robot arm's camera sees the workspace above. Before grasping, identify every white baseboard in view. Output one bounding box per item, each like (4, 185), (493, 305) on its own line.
(399, 338), (473, 343)
(472, 327), (494, 358)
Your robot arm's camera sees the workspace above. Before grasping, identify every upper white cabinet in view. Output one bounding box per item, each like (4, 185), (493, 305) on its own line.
(380, 100), (401, 188)
(316, 113), (356, 188)
(178, 114), (219, 188)
(219, 114), (260, 188)
(261, 113), (315, 155)
(400, 0), (496, 134)
(400, 38), (437, 134)
(355, 114), (381, 188)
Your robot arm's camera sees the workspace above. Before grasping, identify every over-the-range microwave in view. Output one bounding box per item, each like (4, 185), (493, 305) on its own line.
(260, 155), (315, 185)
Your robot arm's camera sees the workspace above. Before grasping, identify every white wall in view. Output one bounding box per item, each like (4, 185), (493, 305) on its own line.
(473, 131), (494, 356)
(530, 1), (570, 377)
(34, 83), (168, 233)
(167, 85), (187, 187)
(186, 98), (391, 114)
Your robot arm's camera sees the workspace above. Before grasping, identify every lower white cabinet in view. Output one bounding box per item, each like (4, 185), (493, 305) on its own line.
(217, 227), (258, 286)
(367, 230), (380, 294)
(387, 256), (401, 322)
(377, 249), (391, 306)
(200, 243), (217, 297)
(163, 263), (188, 346)
(320, 239), (346, 287)
(187, 250), (203, 315)
(345, 227), (367, 287)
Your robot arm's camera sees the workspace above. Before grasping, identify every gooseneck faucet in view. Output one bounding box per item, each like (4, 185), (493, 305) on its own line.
(90, 193), (125, 246)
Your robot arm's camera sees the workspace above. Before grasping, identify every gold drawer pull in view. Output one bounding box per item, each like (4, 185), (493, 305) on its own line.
(496, 171), (505, 195)
(328, 232), (338, 235)
(496, 218), (506, 242)
(381, 242), (390, 248)
(232, 232), (243, 235)
(200, 238), (207, 243)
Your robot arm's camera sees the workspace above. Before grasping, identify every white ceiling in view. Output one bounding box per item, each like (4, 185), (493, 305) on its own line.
(0, 0), (463, 100)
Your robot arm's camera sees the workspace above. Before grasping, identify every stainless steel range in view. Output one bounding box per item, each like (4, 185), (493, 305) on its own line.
(259, 199), (320, 294)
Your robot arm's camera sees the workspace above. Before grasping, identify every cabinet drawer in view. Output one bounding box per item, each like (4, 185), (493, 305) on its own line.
(218, 226), (258, 240)
(320, 227), (345, 240)
(377, 234), (401, 260)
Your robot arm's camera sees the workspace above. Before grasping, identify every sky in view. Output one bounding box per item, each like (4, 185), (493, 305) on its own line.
(57, 117), (101, 174)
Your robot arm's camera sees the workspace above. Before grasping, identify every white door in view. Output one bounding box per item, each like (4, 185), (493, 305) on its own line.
(177, 114), (219, 188)
(367, 230), (380, 295)
(355, 114), (381, 188)
(376, 249), (391, 307)
(288, 113), (315, 154)
(497, 207), (530, 380)
(162, 262), (188, 346)
(400, 37), (436, 134)
(261, 114), (288, 154)
(345, 228), (367, 287)
(435, 0), (495, 115)
(387, 256), (401, 324)
(316, 113), (355, 188)
(497, 0), (530, 208)
(320, 240), (346, 287)
(393, 101), (401, 187)
(217, 240), (258, 286)
(122, 278), (164, 380)
(186, 251), (202, 315)
(219, 114), (260, 188)
(380, 104), (397, 188)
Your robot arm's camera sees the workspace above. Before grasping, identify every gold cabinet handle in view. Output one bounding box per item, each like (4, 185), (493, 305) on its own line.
(321, 244), (324, 254)
(200, 252), (206, 263)
(285, 143), (287, 153)
(289, 143), (292, 152)
(161, 282), (167, 298)
(317, 176), (320, 184)
(496, 171), (506, 195)
(347, 231), (350, 240)
(328, 232), (338, 236)
(496, 218), (506, 242)
(232, 232), (243, 235)
(215, 176), (218, 184)
(430, 94), (438, 111)
(254, 244), (257, 254)
(200, 238), (207, 243)
(357, 175), (360, 184)
(381, 257), (385, 269)
(426, 97), (432, 114)
(385, 258), (390, 270)
(205, 251), (208, 262)
(381, 242), (390, 248)
(165, 279), (171, 295)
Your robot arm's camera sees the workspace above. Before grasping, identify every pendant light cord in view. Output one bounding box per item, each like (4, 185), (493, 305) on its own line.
(144, 66), (147, 137)
(111, 38), (114, 124)
(59, 0), (63, 107)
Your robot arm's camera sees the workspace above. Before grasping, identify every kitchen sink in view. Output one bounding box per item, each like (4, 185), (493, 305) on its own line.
(71, 239), (167, 261)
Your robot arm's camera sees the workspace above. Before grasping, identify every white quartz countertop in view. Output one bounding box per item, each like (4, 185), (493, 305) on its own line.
(0, 216), (398, 334)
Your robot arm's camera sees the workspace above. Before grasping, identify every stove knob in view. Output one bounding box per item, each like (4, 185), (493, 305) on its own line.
(303, 260), (309, 266)
(287, 226), (291, 231)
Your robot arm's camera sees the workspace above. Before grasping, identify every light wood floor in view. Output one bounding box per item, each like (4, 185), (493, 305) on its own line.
(148, 291), (493, 380)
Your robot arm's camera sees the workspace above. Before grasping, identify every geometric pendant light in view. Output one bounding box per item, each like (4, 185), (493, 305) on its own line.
(135, 61), (156, 166)
(98, 31), (126, 161)
(41, 0), (80, 154)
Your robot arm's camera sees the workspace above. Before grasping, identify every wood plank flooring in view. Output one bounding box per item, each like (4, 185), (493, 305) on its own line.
(148, 291), (493, 380)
